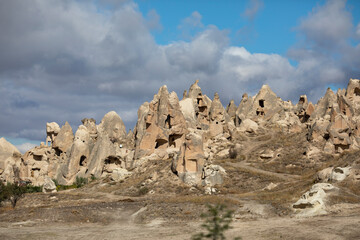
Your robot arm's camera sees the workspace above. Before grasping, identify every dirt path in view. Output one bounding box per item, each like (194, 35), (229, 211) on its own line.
(229, 161), (301, 181)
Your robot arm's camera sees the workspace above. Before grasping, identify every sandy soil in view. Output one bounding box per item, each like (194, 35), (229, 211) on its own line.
(1, 191), (360, 240)
(1, 213), (360, 240)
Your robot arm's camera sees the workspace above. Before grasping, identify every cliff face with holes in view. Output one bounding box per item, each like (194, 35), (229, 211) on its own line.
(2, 78), (360, 186)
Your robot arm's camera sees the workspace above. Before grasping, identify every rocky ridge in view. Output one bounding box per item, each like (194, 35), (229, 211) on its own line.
(1, 78), (360, 216)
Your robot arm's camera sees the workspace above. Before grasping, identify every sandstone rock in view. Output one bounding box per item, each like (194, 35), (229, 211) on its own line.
(42, 176), (57, 193)
(263, 182), (278, 191)
(98, 111), (127, 143)
(52, 121), (74, 154)
(0, 138), (21, 183)
(179, 98), (196, 127)
(46, 122), (60, 146)
(201, 164), (226, 187)
(64, 125), (91, 182)
(260, 149), (274, 159)
(5, 77), (360, 190)
(82, 118), (97, 138)
(317, 167), (333, 182)
(134, 86), (187, 161)
(345, 78), (360, 99)
(20, 145), (54, 186)
(293, 183), (336, 216)
(311, 88), (337, 119)
(238, 119), (258, 133)
(109, 168), (131, 181)
(226, 100), (237, 125)
(208, 93), (230, 138)
(216, 149), (229, 159)
(330, 167), (351, 182)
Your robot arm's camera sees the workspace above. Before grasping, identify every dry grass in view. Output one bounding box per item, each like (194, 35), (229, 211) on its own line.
(154, 194), (241, 205)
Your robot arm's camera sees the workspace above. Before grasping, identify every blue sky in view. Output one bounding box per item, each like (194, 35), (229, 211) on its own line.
(0, 0), (359, 152)
(135, 0), (360, 54)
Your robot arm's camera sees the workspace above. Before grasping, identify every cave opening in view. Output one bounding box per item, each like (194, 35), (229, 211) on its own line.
(259, 99), (265, 108)
(80, 156), (87, 166)
(155, 139), (168, 149)
(354, 87), (360, 96)
(165, 115), (171, 129)
(169, 134), (182, 148)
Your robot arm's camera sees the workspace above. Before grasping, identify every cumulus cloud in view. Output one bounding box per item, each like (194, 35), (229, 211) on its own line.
(0, 0), (359, 145)
(298, 0), (352, 50)
(288, 0), (360, 100)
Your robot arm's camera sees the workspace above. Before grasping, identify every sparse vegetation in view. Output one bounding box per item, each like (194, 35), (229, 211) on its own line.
(75, 176), (88, 188)
(192, 204), (241, 240)
(52, 177), (89, 191)
(138, 186), (149, 196)
(0, 182), (28, 208)
(229, 147), (238, 159)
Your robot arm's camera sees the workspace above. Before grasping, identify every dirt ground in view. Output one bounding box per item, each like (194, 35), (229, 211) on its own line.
(1, 207), (360, 240)
(1, 189), (360, 240)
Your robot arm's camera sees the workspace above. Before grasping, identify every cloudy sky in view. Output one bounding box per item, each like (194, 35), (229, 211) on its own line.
(0, 0), (359, 152)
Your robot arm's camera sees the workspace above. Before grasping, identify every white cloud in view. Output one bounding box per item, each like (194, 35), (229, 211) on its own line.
(298, 0), (352, 50)
(0, 0), (359, 144)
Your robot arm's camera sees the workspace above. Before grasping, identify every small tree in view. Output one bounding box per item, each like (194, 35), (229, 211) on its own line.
(192, 204), (241, 240)
(0, 182), (27, 208)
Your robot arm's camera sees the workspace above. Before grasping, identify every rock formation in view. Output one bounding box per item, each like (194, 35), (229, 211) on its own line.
(2, 78), (360, 191)
(0, 138), (21, 183)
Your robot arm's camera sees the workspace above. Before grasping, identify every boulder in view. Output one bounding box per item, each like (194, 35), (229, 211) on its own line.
(293, 183), (336, 216)
(330, 167), (351, 182)
(110, 168), (131, 181)
(239, 119), (258, 133)
(201, 164), (226, 186)
(42, 176), (57, 193)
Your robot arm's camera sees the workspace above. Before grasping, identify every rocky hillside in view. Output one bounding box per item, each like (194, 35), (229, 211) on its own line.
(1, 78), (360, 216)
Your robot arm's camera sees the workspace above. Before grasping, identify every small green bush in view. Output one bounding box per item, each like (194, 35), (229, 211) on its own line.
(25, 185), (42, 193)
(192, 204), (241, 240)
(75, 177), (88, 188)
(138, 186), (149, 196)
(51, 177), (89, 191)
(90, 175), (97, 181)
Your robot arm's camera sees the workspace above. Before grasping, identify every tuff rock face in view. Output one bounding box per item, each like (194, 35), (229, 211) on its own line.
(0, 138), (21, 183)
(3, 78), (360, 189)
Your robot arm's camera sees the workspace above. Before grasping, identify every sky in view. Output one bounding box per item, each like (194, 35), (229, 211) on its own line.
(0, 0), (360, 153)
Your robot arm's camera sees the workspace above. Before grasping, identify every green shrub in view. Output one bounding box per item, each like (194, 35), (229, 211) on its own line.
(75, 177), (88, 188)
(52, 179), (59, 186)
(56, 184), (77, 191)
(192, 204), (241, 240)
(90, 175), (97, 181)
(51, 177), (89, 191)
(25, 185), (42, 193)
(138, 186), (149, 196)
